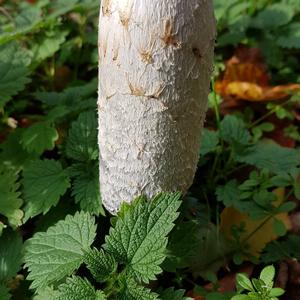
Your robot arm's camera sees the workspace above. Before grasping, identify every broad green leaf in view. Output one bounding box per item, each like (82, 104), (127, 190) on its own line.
(160, 287), (192, 300)
(220, 115), (250, 145)
(56, 276), (106, 300)
(24, 211), (96, 290)
(0, 43), (31, 107)
(216, 180), (241, 208)
(251, 4), (294, 29)
(261, 235), (300, 263)
(259, 265), (275, 286)
(84, 248), (117, 283)
(231, 295), (250, 300)
(273, 219), (287, 237)
(269, 287), (285, 297)
(23, 159), (70, 220)
(236, 142), (300, 174)
(0, 230), (23, 281)
(20, 122), (59, 154)
(277, 23), (300, 48)
(32, 30), (68, 63)
(66, 111), (98, 161)
(0, 168), (23, 227)
(69, 163), (104, 216)
(116, 279), (158, 300)
(33, 287), (59, 300)
(200, 129), (219, 156)
(0, 284), (10, 300)
(104, 193), (181, 283)
(236, 273), (253, 291)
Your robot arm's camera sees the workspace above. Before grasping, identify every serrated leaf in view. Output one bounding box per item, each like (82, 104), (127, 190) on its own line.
(236, 141), (300, 174)
(84, 248), (117, 282)
(0, 284), (10, 300)
(0, 168), (23, 227)
(261, 234), (300, 263)
(116, 279), (158, 300)
(259, 265), (275, 286)
(251, 4), (294, 29)
(104, 193), (181, 283)
(277, 23), (300, 48)
(56, 276), (106, 300)
(66, 111), (98, 161)
(160, 287), (191, 300)
(23, 159), (70, 220)
(33, 287), (60, 300)
(24, 211), (96, 290)
(220, 115), (250, 145)
(200, 129), (219, 156)
(20, 122), (59, 154)
(69, 163), (104, 216)
(0, 43), (31, 107)
(0, 230), (23, 281)
(32, 30), (68, 62)
(216, 180), (241, 208)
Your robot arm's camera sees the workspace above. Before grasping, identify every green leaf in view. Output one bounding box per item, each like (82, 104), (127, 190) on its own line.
(56, 276), (106, 300)
(69, 163), (104, 216)
(200, 129), (219, 156)
(251, 4), (294, 29)
(104, 192), (181, 283)
(236, 141), (300, 174)
(231, 295), (250, 300)
(220, 115), (250, 145)
(269, 287), (285, 297)
(116, 279), (158, 300)
(0, 168), (23, 227)
(160, 287), (192, 300)
(23, 159), (70, 220)
(32, 29), (68, 63)
(236, 273), (254, 291)
(277, 23), (300, 49)
(0, 43), (31, 107)
(20, 122), (59, 154)
(216, 180), (241, 208)
(260, 265), (275, 287)
(0, 230), (23, 281)
(24, 211), (96, 290)
(0, 284), (10, 300)
(66, 111), (98, 161)
(33, 287), (59, 300)
(84, 248), (117, 283)
(273, 219), (287, 237)
(261, 234), (300, 263)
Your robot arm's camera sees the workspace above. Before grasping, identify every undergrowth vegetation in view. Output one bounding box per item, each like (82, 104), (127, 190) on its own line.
(0, 0), (300, 299)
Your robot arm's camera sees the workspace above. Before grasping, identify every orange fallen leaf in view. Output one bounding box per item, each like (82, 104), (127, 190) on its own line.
(216, 46), (300, 102)
(220, 188), (292, 257)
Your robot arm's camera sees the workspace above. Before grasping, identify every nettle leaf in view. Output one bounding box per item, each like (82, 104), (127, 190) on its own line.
(56, 276), (106, 300)
(23, 159), (70, 220)
(0, 43), (31, 107)
(261, 234), (300, 263)
(251, 3), (294, 29)
(117, 279), (158, 300)
(69, 163), (104, 216)
(20, 122), (59, 154)
(160, 287), (192, 300)
(66, 111), (98, 161)
(236, 141), (300, 174)
(0, 168), (23, 227)
(32, 29), (68, 63)
(220, 115), (250, 145)
(24, 211), (96, 290)
(277, 23), (300, 49)
(0, 284), (10, 300)
(84, 248), (117, 283)
(33, 287), (59, 300)
(104, 192), (181, 283)
(200, 129), (219, 156)
(0, 230), (23, 282)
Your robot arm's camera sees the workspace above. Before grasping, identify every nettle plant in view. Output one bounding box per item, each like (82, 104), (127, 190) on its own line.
(24, 193), (192, 299)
